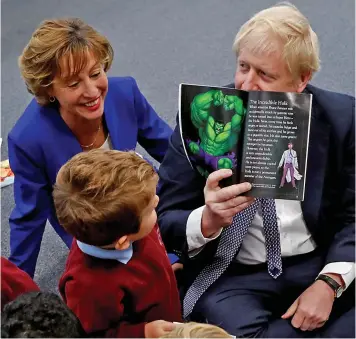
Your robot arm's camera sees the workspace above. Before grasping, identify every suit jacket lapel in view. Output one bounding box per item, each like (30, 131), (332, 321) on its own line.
(103, 94), (124, 150)
(46, 106), (82, 157)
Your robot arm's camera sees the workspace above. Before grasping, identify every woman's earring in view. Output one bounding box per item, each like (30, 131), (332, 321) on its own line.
(49, 96), (56, 103)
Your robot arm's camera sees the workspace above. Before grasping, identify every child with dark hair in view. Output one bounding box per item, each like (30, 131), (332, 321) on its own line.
(54, 150), (182, 338)
(1, 291), (85, 338)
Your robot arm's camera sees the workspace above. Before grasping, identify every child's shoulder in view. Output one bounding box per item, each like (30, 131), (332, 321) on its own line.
(142, 224), (166, 250)
(137, 224), (170, 264)
(152, 224), (165, 246)
(63, 243), (123, 282)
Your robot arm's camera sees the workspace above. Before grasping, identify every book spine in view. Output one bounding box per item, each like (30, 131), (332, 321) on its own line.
(178, 84), (194, 170)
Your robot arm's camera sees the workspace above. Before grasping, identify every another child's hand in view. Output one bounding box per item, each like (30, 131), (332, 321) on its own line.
(172, 262), (183, 272)
(144, 320), (175, 338)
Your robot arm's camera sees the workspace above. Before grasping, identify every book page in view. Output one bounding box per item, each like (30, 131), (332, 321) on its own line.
(240, 91), (312, 200)
(179, 83), (248, 186)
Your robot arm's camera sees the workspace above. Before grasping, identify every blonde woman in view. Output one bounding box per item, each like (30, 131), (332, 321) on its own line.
(8, 18), (172, 278)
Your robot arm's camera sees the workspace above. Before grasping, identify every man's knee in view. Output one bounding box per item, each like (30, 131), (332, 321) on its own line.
(190, 290), (217, 322)
(192, 291), (268, 337)
(322, 307), (355, 338)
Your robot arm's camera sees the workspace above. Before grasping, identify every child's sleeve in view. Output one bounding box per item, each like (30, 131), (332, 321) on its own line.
(63, 280), (147, 338)
(1, 257), (40, 310)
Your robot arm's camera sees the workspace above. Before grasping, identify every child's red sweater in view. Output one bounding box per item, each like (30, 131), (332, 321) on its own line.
(59, 225), (182, 338)
(1, 257), (40, 310)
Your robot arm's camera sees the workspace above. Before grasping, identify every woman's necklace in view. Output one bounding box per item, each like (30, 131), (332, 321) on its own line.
(80, 122), (101, 149)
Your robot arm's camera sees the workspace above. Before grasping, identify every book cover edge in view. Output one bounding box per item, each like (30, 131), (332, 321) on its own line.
(178, 84), (194, 170)
(301, 93), (313, 201)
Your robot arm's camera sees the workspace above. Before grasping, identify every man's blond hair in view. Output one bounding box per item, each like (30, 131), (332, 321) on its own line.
(232, 2), (320, 80)
(161, 322), (232, 338)
(19, 18), (113, 105)
(53, 150), (158, 246)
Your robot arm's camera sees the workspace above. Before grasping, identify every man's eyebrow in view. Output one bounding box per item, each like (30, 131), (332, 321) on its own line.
(238, 58), (279, 77)
(258, 66), (279, 78)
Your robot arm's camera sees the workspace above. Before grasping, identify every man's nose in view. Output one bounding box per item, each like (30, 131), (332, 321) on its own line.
(241, 71), (259, 91)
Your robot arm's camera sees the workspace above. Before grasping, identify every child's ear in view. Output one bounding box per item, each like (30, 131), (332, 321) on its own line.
(114, 236), (130, 250)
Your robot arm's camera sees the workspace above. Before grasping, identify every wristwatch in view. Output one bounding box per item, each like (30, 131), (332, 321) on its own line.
(316, 274), (344, 298)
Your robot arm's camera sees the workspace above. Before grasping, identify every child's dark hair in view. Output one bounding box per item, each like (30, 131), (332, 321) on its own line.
(1, 291), (85, 338)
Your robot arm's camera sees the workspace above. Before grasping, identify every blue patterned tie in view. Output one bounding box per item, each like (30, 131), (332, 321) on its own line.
(183, 198), (282, 319)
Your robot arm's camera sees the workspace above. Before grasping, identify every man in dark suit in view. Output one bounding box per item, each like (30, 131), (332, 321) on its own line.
(157, 3), (355, 338)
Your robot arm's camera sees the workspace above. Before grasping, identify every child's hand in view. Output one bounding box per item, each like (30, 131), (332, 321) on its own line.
(172, 263), (183, 272)
(144, 320), (175, 338)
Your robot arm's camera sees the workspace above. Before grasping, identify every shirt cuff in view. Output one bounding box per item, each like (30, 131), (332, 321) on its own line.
(318, 262), (355, 290)
(186, 206), (222, 257)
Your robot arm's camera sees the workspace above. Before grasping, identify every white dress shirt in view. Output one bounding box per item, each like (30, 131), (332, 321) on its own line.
(186, 200), (355, 289)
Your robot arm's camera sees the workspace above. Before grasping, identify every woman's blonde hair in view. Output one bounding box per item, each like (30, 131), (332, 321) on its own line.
(161, 322), (232, 338)
(19, 18), (114, 105)
(232, 2), (320, 80)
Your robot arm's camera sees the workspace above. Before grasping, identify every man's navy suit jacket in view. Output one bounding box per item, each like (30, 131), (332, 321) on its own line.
(157, 84), (355, 287)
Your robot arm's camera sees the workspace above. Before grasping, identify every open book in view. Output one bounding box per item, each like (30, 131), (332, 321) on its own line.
(179, 84), (312, 201)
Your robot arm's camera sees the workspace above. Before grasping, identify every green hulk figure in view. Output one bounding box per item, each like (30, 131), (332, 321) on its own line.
(186, 89), (245, 176)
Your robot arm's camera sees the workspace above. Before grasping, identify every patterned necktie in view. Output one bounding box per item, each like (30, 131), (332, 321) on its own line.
(183, 198), (282, 319)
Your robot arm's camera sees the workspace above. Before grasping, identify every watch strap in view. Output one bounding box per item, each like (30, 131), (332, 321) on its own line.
(316, 274), (342, 298)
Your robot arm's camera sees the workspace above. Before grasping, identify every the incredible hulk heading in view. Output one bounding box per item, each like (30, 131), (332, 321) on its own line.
(187, 89), (245, 176)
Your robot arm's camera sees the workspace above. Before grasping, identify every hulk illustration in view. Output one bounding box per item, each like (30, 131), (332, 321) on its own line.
(186, 89), (245, 176)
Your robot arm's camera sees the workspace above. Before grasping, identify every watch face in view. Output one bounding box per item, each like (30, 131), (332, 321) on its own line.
(336, 287), (343, 298)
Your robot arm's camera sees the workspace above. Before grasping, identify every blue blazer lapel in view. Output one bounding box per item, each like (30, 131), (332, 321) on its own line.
(103, 94), (124, 150)
(103, 91), (137, 151)
(301, 98), (330, 232)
